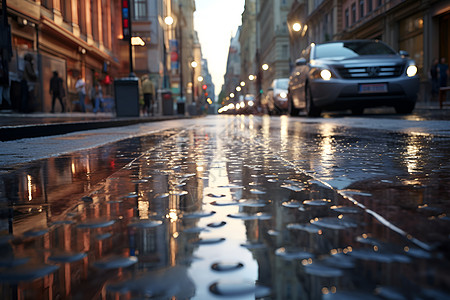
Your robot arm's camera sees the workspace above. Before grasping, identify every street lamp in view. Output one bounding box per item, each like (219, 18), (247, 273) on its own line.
(292, 22), (302, 32)
(248, 74), (255, 81)
(191, 61), (197, 108)
(164, 16), (174, 26)
(262, 63), (269, 71)
(240, 81), (245, 87)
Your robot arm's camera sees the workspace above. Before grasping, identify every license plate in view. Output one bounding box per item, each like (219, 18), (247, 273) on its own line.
(359, 83), (388, 93)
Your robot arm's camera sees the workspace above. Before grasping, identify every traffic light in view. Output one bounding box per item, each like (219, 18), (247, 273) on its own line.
(202, 84), (207, 90)
(122, 0), (131, 39)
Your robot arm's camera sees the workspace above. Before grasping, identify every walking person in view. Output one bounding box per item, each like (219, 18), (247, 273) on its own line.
(429, 58), (439, 99)
(438, 57), (449, 88)
(75, 76), (86, 112)
(21, 53), (37, 112)
(141, 75), (155, 116)
(93, 82), (104, 113)
(49, 71), (65, 113)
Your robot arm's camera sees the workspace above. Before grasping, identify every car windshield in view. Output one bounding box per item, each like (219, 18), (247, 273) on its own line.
(314, 41), (397, 59)
(275, 79), (289, 89)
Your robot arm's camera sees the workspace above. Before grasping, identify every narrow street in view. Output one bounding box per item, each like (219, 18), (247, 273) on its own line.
(1, 113), (450, 299)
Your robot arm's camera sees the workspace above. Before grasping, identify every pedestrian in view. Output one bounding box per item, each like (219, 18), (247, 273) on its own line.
(49, 71), (65, 113)
(93, 82), (104, 113)
(438, 57), (449, 88)
(75, 76), (86, 112)
(0, 48), (11, 109)
(429, 58), (439, 99)
(22, 53), (37, 112)
(141, 74), (155, 116)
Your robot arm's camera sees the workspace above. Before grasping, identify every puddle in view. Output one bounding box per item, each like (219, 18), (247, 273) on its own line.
(0, 119), (449, 298)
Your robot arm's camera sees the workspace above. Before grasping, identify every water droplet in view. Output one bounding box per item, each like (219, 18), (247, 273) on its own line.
(330, 206), (362, 214)
(303, 199), (330, 206)
(240, 242), (266, 249)
(211, 261), (244, 272)
(311, 216), (358, 230)
(182, 211), (216, 219)
(322, 253), (355, 269)
(250, 189), (266, 195)
(287, 223), (321, 234)
(93, 256), (138, 270)
(228, 212), (271, 220)
(304, 262), (344, 277)
(0, 257), (30, 268)
(48, 252), (87, 263)
(77, 219), (116, 229)
(209, 280), (271, 297)
(194, 238), (225, 245)
(206, 193), (226, 198)
(0, 264), (59, 283)
(282, 200), (302, 208)
(128, 220), (163, 229)
(210, 200), (238, 206)
(207, 221), (227, 228)
(154, 193), (170, 200)
(281, 184), (303, 192)
(275, 247), (314, 261)
(238, 200), (267, 207)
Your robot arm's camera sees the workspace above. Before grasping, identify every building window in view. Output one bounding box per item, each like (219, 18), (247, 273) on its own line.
(399, 13), (424, 75)
(351, 3), (356, 24)
(359, 0), (364, 18)
(345, 9), (349, 27)
(367, 0), (373, 13)
(378, 0), (382, 7)
(42, 0), (52, 9)
(134, 0), (147, 20)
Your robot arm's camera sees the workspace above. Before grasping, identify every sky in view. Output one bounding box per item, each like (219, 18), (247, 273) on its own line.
(194, 0), (245, 98)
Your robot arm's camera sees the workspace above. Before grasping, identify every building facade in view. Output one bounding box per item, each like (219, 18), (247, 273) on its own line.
(1, 0), (202, 114)
(2, 0), (123, 113)
(257, 0), (294, 103)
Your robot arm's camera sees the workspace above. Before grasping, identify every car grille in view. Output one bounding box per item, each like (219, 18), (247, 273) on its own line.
(336, 65), (404, 79)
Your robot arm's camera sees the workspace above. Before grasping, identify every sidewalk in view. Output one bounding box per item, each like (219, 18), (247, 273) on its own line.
(0, 111), (189, 141)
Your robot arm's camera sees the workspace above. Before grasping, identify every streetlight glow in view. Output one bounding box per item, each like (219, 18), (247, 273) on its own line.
(164, 16), (174, 26)
(262, 64), (269, 71)
(197, 76), (204, 82)
(293, 22), (302, 32)
(248, 74), (255, 81)
(230, 93), (235, 98)
(191, 61), (197, 68)
(236, 86), (242, 92)
(240, 81), (246, 86)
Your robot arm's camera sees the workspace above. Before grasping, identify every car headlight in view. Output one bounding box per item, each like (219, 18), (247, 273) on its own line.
(310, 67), (335, 80)
(279, 92), (287, 99)
(406, 65), (417, 77)
(248, 100), (254, 107)
(320, 69), (332, 80)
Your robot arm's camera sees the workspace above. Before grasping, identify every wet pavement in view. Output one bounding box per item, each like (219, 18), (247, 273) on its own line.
(0, 115), (449, 299)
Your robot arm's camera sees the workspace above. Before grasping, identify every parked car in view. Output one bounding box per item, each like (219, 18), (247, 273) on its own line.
(266, 78), (289, 114)
(287, 40), (420, 117)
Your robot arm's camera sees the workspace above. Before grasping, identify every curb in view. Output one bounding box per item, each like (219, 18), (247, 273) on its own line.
(0, 115), (189, 142)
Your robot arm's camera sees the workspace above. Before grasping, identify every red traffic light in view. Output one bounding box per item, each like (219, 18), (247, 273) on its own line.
(202, 84), (207, 90)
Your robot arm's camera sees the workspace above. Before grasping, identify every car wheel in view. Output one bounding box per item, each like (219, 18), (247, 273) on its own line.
(305, 85), (321, 117)
(351, 108), (364, 115)
(395, 102), (415, 114)
(288, 93), (300, 116)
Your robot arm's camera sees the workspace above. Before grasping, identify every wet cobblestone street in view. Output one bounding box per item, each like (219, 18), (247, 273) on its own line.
(1, 115), (449, 299)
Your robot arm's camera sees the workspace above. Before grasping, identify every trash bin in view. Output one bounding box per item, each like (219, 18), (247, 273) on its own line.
(114, 77), (140, 117)
(177, 102), (185, 115)
(160, 89), (174, 115)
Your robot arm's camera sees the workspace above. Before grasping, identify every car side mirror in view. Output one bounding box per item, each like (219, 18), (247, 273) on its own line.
(295, 58), (307, 66)
(399, 50), (409, 57)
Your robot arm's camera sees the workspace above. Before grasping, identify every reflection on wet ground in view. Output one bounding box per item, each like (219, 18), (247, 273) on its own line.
(0, 115), (449, 299)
